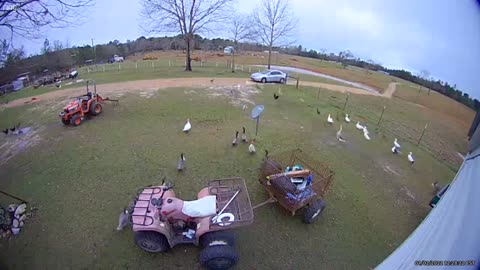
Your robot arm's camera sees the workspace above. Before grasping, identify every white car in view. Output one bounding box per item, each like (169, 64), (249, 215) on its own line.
(250, 70), (287, 84)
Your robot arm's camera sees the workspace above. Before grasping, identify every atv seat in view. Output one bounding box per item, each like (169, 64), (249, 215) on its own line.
(182, 195), (217, 218)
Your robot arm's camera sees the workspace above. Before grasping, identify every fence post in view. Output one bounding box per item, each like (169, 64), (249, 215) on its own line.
(241, 65), (243, 71)
(136, 62), (138, 69)
(417, 123), (429, 145)
(87, 68), (90, 73)
(103, 66), (105, 72)
(249, 66), (251, 72)
(317, 88), (321, 100)
(296, 77), (300, 89)
(119, 64), (121, 70)
(378, 106), (386, 125)
(169, 60), (171, 67)
(343, 93), (350, 111)
(216, 62), (218, 67)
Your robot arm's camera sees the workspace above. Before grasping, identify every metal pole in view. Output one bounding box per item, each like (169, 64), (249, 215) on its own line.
(343, 93), (350, 111)
(0, 190), (28, 203)
(417, 123), (429, 145)
(255, 117), (260, 136)
(296, 77), (299, 89)
(317, 88), (321, 100)
(378, 106), (386, 125)
(91, 38), (96, 65)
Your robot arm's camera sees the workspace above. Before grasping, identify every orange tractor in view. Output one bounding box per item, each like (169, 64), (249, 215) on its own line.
(59, 80), (118, 126)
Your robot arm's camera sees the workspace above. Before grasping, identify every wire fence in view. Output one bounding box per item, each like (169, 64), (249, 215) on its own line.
(300, 87), (462, 171)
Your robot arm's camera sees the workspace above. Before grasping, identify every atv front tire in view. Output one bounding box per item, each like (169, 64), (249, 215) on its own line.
(134, 231), (169, 253)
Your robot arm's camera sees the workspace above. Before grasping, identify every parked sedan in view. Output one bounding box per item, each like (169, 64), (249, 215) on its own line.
(250, 70), (287, 84)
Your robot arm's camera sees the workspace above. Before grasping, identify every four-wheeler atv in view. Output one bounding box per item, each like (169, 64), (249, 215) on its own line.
(125, 177), (254, 270)
(259, 149), (334, 224)
(59, 80), (118, 126)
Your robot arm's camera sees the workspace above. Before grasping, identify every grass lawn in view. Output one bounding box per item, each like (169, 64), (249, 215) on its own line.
(0, 82), (460, 269)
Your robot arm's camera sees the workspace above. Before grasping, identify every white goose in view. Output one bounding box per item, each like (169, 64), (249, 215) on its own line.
(345, 114), (351, 123)
(408, 152), (415, 166)
(248, 140), (256, 154)
(327, 114), (334, 124)
(336, 125), (346, 142)
(241, 127), (248, 142)
(356, 122), (364, 130)
(183, 118), (191, 133)
(391, 146), (399, 154)
(363, 132), (371, 141)
(362, 125), (369, 135)
(394, 138), (401, 149)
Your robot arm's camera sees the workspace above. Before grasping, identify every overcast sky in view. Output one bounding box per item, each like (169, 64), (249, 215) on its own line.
(15, 0), (480, 97)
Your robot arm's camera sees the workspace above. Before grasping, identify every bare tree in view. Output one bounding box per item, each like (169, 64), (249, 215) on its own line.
(140, 0), (233, 71)
(338, 50), (354, 68)
(0, 0), (93, 65)
(253, 0), (297, 69)
(228, 14), (251, 72)
(418, 69), (430, 94)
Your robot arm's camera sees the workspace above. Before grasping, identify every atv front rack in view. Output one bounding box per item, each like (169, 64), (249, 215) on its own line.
(131, 187), (162, 226)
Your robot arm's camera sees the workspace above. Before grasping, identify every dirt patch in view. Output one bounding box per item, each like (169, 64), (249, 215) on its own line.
(206, 84), (259, 108)
(2, 78), (399, 110)
(0, 127), (43, 166)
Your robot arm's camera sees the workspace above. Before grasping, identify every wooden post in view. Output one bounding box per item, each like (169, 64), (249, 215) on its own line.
(295, 77), (299, 89)
(317, 88), (321, 100)
(343, 93), (350, 111)
(378, 106), (386, 125)
(417, 123), (429, 145)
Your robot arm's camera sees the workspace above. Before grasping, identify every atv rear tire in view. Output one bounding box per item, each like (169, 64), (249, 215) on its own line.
(200, 245), (238, 270)
(303, 199), (326, 224)
(70, 115), (82, 126)
(200, 231), (235, 248)
(89, 101), (102, 116)
(134, 231), (169, 253)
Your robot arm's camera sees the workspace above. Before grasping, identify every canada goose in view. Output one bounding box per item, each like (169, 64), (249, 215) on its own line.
(177, 153), (186, 171)
(232, 131), (239, 146)
(117, 209), (129, 231)
(316, 108), (321, 115)
(273, 93), (279, 100)
(241, 127), (248, 142)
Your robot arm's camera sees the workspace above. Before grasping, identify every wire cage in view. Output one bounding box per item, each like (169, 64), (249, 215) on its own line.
(259, 149), (335, 215)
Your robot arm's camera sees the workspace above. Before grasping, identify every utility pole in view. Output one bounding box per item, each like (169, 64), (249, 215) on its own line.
(91, 38), (96, 65)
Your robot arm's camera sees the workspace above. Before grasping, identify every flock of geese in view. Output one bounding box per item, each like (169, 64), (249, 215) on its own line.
(326, 112), (415, 166)
(179, 109), (415, 170)
(178, 119), (256, 172)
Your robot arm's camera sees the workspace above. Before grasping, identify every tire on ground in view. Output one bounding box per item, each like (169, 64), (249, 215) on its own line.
(200, 245), (239, 270)
(134, 231), (169, 253)
(280, 78), (285, 84)
(200, 230), (235, 248)
(70, 114), (82, 126)
(303, 199), (326, 224)
(89, 101), (102, 116)
(261, 78), (267, 83)
(61, 118), (70, 125)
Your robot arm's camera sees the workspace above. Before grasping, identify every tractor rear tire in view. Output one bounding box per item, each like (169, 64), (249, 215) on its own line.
(134, 231), (169, 253)
(200, 245), (238, 270)
(70, 115), (82, 126)
(61, 118), (70, 125)
(303, 199), (326, 224)
(200, 231), (235, 248)
(89, 101), (102, 116)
